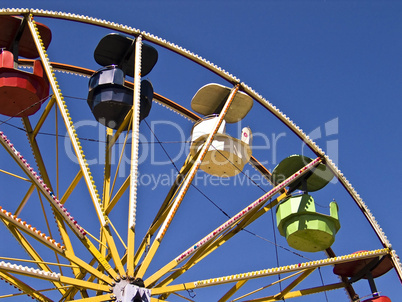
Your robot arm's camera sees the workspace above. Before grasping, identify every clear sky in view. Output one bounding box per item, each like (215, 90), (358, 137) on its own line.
(0, 1), (401, 301)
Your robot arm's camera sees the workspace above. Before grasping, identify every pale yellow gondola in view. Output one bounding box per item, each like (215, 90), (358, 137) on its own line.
(191, 83), (253, 123)
(189, 83), (253, 177)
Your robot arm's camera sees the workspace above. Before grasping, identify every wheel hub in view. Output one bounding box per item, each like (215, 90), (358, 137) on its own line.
(112, 278), (150, 302)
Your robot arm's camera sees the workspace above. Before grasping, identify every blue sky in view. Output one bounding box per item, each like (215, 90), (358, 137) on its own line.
(1, 1), (401, 301)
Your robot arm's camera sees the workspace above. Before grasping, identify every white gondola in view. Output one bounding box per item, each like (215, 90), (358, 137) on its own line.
(190, 114), (252, 177)
(189, 83), (254, 177)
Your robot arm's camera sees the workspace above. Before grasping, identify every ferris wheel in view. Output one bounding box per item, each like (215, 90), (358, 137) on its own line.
(0, 8), (400, 302)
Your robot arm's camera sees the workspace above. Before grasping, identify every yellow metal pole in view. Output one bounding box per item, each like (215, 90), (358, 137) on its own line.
(151, 249), (389, 296)
(133, 153), (195, 268)
(137, 84), (240, 279)
(229, 271), (305, 302)
(273, 268), (315, 300)
(0, 168), (29, 181)
(58, 275), (110, 292)
(108, 125), (132, 212)
(145, 157), (321, 287)
(22, 116), (82, 276)
(250, 282), (345, 302)
(14, 184), (35, 216)
(102, 225), (125, 276)
(32, 95), (56, 137)
(151, 194), (286, 289)
(102, 128), (114, 210)
(105, 175), (130, 215)
(218, 280), (248, 302)
(59, 257), (99, 300)
(126, 35), (143, 277)
(107, 108), (133, 150)
(59, 170), (83, 204)
(0, 220), (67, 295)
(63, 250), (114, 284)
(27, 15), (125, 279)
(21, 117), (53, 191)
(97, 128), (115, 286)
(72, 294), (116, 302)
(26, 13), (108, 230)
(1, 122), (119, 280)
(0, 271), (53, 302)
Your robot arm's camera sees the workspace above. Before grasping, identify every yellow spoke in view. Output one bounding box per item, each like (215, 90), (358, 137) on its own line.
(27, 16), (126, 278)
(133, 156), (192, 268)
(102, 128), (113, 210)
(1, 204), (115, 283)
(58, 275), (110, 292)
(82, 229), (108, 250)
(229, 271), (305, 302)
(27, 16), (106, 227)
(72, 294), (114, 302)
(0, 271), (53, 302)
(59, 257), (99, 300)
(21, 116), (53, 191)
(107, 109), (133, 150)
(37, 189), (64, 275)
(137, 85), (240, 279)
(108, 218), (127, 249)
(59, 170), (83, 204)
(20, 115), (83, 278)
(0, 256), (78, 269)
(0, 206), (65, 254)
(55, 103), (59, 197)
(32, 95), (56, 138)
(14, 183), (35, 216)
(249, 283), (345, 302)
(152, 249), (389, 296)
(126, 35), (144, 277)
(0, 220), (67, 295)
(108, 123), (132, 214)
(218, 280), (248, 302)
(101, 225), (125, 276)
(152, 195), (284, 289)
(106, 176), (129, 215)
(0, 169), (30, 181)
(273, 269), (315, 300)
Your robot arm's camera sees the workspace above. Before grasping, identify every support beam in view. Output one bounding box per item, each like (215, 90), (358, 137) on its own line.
(133, 153), (195, 268)
(137, 84), (240, 279)
(151, 249), (389, 296)
(32, 95), (56, 137)
(14, 183), (35, 216)
(250, 282), (345, 302)
(59, 170), (83, 204)
(273, 269), (315, 300)
(146, 158), (321, 287)
(126, 35), (143, 277)
(0, 219), (67, 295)
(27, 15), (123, 278)
(0, 271), (53, 302)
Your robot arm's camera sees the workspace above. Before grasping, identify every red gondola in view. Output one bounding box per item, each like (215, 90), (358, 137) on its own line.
(0, 16), (51, 117)
(362, 296), (391, 302)
(334, 252), (393, 302)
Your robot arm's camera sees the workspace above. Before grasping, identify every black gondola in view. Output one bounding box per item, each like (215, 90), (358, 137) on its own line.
(87, 33), (158, 129)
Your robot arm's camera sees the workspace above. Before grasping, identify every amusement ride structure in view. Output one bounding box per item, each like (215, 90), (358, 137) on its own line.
(0, 8), (400, 302)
